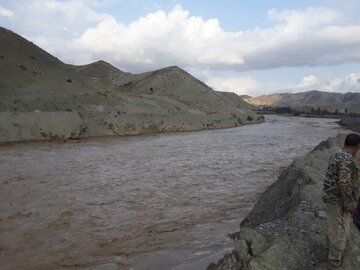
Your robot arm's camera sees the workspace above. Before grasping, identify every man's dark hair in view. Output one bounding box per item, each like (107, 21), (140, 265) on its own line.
(344, 133), (360, 147)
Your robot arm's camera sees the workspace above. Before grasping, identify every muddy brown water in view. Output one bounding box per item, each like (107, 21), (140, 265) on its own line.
(0, 115), (342, 270)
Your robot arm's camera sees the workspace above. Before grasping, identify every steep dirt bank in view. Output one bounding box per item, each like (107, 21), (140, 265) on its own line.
(209, 133), (360, 270)
(0, 27), (262, 143)
(338, 116), (360, 133)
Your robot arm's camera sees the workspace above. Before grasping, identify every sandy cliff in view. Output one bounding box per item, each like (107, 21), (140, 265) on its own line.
(209, 134), (360, 270)
(0, 27), (262, 143)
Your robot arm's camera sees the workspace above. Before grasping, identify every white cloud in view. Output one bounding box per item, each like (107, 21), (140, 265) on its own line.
(69, 5), (360, 71)
(206, 76), (262, 96)
(294, 73), (360, 93)
(0, 5), (13, 17)
(298, 75), (320, 88)
(2, 1), (360, 73)
(70, 5), (244, 68)
(204, 72), (360, 97)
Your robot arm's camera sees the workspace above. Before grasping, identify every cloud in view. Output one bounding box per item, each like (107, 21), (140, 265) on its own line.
(2, 1), (360, 73)
(206, 76), (262, 96)
(205, 72), (360, 97)
(0, 5), (13, 17)
(1, 0), (360, 87)
(71, 5), (244, 69)
(294, 72), (360, 93)
(6, 0), (112, 39)
(298, 76), (320, 88)
(66, 5), (360, 72)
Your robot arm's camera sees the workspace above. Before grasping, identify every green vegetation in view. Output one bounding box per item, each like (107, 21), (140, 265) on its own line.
(257, 106), (360, 119)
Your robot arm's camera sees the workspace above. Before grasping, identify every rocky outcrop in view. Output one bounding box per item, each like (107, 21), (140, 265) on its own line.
(209, 134), (360, 270)
(339, 116), (360, 133)
(0, 26), (262, 143)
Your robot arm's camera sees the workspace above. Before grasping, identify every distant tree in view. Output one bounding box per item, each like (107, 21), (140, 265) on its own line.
(335, 108), (338, 114)
(345, 108), (348, 114)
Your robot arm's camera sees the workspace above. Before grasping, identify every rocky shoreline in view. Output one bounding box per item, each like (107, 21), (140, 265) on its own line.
(338, 116), (360, 133)
(209, 133), (360, 270)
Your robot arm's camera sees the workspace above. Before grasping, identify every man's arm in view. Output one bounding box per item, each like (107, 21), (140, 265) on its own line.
(337, 158), (355, 209)
(356, 157), (360, 167)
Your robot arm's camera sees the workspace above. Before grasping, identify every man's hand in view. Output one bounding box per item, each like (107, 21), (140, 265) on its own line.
(344, 207), (356, 215)
(356, 157), (360, 166)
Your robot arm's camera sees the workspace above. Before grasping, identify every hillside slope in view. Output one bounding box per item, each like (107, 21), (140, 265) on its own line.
(0, 27), (262, 143)
(244, 90), (360, 113)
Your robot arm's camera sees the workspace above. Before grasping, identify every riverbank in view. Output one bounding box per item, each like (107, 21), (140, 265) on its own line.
(338, 115), (360, 133)
(209, 133), (360, 270)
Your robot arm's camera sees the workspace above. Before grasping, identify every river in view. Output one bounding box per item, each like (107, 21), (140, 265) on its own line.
(0, 115), (343, 270)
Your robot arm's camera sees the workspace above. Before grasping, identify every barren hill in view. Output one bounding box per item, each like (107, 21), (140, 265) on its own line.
(71, 60), (135, 87)
(0, 27), (262, 143)
(244, 90), (360, 113)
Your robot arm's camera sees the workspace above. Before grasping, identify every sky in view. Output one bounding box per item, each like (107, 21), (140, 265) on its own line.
(1, 0), (360, 97)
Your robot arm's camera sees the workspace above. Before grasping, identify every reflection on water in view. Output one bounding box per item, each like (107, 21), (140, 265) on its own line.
(0, 115), (342, 270)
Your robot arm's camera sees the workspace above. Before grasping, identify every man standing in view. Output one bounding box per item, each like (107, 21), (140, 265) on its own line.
(322, 133), (360, 267)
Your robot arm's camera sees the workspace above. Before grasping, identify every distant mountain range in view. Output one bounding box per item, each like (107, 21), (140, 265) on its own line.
(244, 90), (360, 113)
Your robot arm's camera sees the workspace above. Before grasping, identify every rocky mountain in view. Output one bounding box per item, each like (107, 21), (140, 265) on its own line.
(209, 134), (360, 270)
(244, 90), (360, 113)
(0, 27), (262, 143)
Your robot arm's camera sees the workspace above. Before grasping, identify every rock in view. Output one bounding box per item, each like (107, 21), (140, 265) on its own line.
(235, 239), (252, 262)
(210, 134), (360, 270)
(315, 209), (327, 219)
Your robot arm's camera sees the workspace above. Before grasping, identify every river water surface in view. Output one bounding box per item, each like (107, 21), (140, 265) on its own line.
(0, 116), (343, 270)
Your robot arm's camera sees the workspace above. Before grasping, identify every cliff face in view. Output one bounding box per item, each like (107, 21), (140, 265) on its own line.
(0, 27), (262, 143)
(244, 90), (360, 113)
(209, 134), (360, 270)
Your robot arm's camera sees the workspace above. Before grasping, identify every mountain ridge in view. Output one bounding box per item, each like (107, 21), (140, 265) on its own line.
(0, 26), (262, 143)
(244, 90), (360, 113)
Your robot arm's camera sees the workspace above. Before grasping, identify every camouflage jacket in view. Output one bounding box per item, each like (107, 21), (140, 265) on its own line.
(322, 149), (359, 208)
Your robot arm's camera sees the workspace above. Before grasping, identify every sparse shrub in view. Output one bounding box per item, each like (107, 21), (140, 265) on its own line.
(29, 55), (36, 60)
(19, 64), (27, 71)
(247, 116), (253, 121)
(66, 78), (72, 83)
(0, 55), (4, 59)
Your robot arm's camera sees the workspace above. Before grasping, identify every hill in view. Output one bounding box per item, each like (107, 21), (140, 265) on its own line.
(0, 27), (262, 143)
(244, 90), (360, 113)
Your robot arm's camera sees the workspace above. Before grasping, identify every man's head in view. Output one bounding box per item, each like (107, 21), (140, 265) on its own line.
(344, 133), (360, 156)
